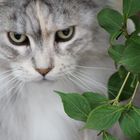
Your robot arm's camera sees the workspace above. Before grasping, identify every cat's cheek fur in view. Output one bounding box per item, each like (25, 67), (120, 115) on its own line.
(10, 61), (42, 82)
(10, 55), (77, 82)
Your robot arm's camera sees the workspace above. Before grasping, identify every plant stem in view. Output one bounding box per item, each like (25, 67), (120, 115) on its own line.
(113, 72), (131, 105)
(128, 81), (140, 105)
(123, 28), (129, 39)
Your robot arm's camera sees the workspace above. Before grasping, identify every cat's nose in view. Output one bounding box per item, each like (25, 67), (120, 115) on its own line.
(35, 68), (52, 76)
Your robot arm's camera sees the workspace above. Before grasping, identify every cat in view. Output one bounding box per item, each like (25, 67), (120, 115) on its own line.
(0, 0), (126, 140)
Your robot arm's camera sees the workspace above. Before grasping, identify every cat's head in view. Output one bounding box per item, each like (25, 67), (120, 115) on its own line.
(0, 0), (105, 82)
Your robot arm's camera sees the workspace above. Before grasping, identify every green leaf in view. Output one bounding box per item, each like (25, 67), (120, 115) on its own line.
(97, 8), (123, 35)
(123, 0), (140, 18)
(129, 34), (140, 45)
(109, 31), (123, 45)
(57, 92), (91, 122)
(118, 66), (128, 79)
(108, 71), (136, 101)
(131, 15), (140, 32)
(82, 92), (108, 109)
(119, 106), (140, 140)
(108, 45), (125, 63)
(120, 41), (140, 73)
(85, 105), (123, 130)
(138, 74), (140, 82)
(103, 132), (118, 140)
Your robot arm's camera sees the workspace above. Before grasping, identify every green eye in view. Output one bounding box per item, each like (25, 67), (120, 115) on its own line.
(8, 32), (29, 46)
(55, 26), (75, 42)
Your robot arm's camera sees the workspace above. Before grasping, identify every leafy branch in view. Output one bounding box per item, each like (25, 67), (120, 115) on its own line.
(57, 0), (140, 140)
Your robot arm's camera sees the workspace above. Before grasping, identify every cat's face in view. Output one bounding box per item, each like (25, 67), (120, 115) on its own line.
(0, 0), (101, 82)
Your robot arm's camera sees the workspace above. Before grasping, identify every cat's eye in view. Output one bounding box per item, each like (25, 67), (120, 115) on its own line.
(7, 32), (29, 46)
(55, 26), (75, 42)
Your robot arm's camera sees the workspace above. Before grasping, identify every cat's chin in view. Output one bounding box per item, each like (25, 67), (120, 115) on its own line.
(35, 78), (57, 84)
(24, 75), (59, 84)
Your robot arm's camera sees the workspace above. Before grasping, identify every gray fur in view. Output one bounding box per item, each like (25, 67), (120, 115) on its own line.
(0, 0), (127, 140)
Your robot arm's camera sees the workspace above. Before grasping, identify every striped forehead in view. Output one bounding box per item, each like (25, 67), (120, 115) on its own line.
(25, 1), (52, 35)
(21, 1), (74, 35)
(35, 1), (53, 37)
(5, 0), (81, 37)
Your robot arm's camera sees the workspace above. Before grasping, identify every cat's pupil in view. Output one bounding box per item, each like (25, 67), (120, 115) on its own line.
(14, 33), (22, 40)
(62, 29), (70, 36)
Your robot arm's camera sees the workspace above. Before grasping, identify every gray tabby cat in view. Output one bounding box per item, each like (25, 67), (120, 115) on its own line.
(0, 0), (125, 140)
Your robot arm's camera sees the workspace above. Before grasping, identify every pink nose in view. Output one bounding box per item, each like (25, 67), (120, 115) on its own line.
(35, 68), (52, 76)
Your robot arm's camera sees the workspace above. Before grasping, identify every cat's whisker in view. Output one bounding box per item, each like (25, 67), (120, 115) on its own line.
(0, 69), (19, 82)
(0, 81), (22, 109)
(75, 70), (118, 97)
(0, 73), (15, 82)
(17, 82), (25, 96)
(0, 79), (19, 100)
(57, 68), (75, 77)
(0, 78), (18, 93)
(0, 68), (19, 75)
(74, 65), (115, 71)
(75, 70), (107, 90)
(6, 82), (24, 107)
(64, 72), (85, 89)
(63, 70), (116, 97)
(74, 72), (117, 97)
(0, 76), (18, 92)
(57, 72), (73, 78)
(0, 70), (21, 110)
(68, 73), (92, 91)
(12, 81), (23, 94)
(55, 70), (75, 79)
(59, 69), (115, 95)
(77, 71), (123, 97)
(63, 70), (106, 93)
(58, 71), (81, 89)
(4, 80), (20, 97)
(56, 72), (70, 77)
(6, 81), (24, 105)
(62, 76), (74, 88)
(73, 73), (105, 93)
(0, 69), (13, 76)
(66, 75), (90, 91)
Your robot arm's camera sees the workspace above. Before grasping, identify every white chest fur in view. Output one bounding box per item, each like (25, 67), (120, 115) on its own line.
(25, 81), (85, 140)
